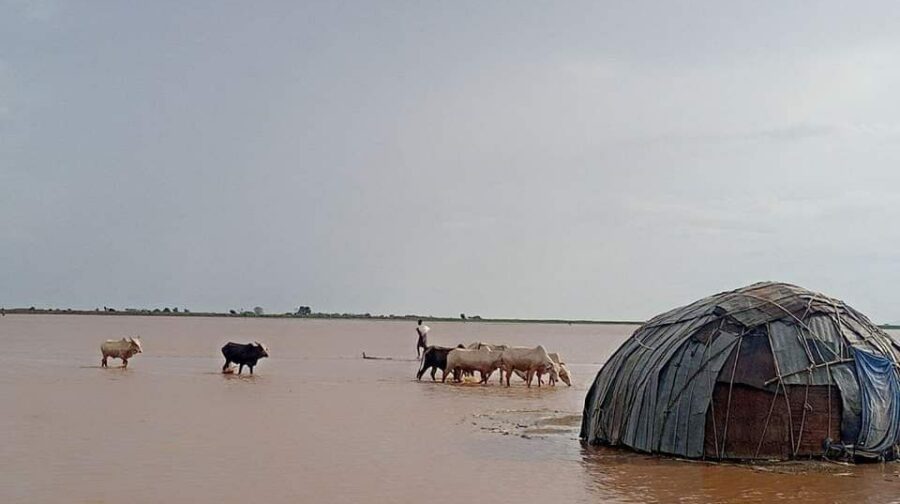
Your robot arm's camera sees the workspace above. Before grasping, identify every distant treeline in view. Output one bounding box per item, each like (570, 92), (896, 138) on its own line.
(0, 306), (644, 325)
(6, 306), (900, 329)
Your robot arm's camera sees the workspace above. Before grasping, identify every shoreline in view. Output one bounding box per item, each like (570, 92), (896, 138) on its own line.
(0, 308), (643, 326)
(5, 308), (898, 330)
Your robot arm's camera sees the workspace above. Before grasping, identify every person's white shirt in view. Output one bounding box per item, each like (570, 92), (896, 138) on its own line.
(417, 324), (430, 335)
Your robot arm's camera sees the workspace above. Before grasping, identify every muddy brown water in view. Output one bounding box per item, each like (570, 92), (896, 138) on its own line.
(3, 315), (900, 503)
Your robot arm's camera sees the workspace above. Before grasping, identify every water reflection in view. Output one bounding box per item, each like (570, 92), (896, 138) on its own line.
(578, 443), (900, 503)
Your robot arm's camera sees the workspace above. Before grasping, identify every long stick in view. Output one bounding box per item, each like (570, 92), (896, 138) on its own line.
(763, 359), (854, 385)
(720, 334), (744, 459)
(705, 319), (725, 458)
(755, 382), (781, 459)
(768, 323), (796, 456)
(794, 371), (811, 456)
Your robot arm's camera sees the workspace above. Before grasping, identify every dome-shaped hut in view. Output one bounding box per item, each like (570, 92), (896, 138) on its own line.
(581, 282), (900, 460)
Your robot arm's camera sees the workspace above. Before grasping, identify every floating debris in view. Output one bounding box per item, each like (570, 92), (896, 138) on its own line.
(361, 352), (418, 362)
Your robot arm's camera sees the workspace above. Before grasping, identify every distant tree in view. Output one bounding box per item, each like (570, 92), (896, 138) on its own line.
(183, 308), (190, 313)
(472, 315), (482, 320)
(229, 309), (237, 315)
(253, 306), (264, 316)
(173, 307), (179, 313)
(163, 307), (171, 313)
(460, 313), (467, 320)
(296, 306), (312, 317)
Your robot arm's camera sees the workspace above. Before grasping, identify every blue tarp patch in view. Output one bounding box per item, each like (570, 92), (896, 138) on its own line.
(854, 348), (900, 457)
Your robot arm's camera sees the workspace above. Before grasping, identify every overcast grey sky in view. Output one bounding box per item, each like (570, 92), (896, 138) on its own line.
(3, 1), (900, 321)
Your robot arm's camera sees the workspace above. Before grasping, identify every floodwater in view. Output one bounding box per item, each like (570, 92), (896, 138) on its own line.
(2, 315), (900, 503)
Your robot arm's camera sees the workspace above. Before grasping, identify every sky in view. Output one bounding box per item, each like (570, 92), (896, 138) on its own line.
(3, 1), (900, 322)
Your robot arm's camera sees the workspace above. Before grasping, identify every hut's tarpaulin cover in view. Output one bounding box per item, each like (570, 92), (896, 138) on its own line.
(854, 348), (900, 455)
(581, 282), (900, 460)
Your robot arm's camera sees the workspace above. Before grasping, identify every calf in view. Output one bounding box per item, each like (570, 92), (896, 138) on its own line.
(417, 344), (465, 381)
(222, 342), (269, 375)
(100, 337), (143, 368)
(550, 352), (572, 387)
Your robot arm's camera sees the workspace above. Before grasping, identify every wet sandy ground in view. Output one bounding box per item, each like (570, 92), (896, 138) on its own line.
(2, 315), (900, 503)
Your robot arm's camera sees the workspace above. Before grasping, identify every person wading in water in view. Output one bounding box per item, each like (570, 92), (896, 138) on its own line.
(416, 320), (430, 358)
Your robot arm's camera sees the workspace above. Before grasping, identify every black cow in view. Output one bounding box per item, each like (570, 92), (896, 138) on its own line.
(416, 344), (464, 381)
(222, 341), (269, 375)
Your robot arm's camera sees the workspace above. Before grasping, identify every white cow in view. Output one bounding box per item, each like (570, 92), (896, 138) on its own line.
(465, 343), (510, 382)
(499, 345), (558, 387)
(467, 342), (510, 351)
(445, 347), (504, 384)
(514, 352), (572, 386)
(100, 337), (143, 368)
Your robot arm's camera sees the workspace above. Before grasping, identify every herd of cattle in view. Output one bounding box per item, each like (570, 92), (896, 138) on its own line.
(417, 343), (572, 387)
(100, 337), (570, 387)
(99, 337), (269, 374)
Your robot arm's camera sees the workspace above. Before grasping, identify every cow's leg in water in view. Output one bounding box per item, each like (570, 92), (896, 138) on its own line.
(223, 360), (231, 372)
(238, 364), (244, 375)
(249, 365), (254, 375)
(431, 368), (437, 381)
(122, 358), (128, 368)
(101, 356), (107, 368)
